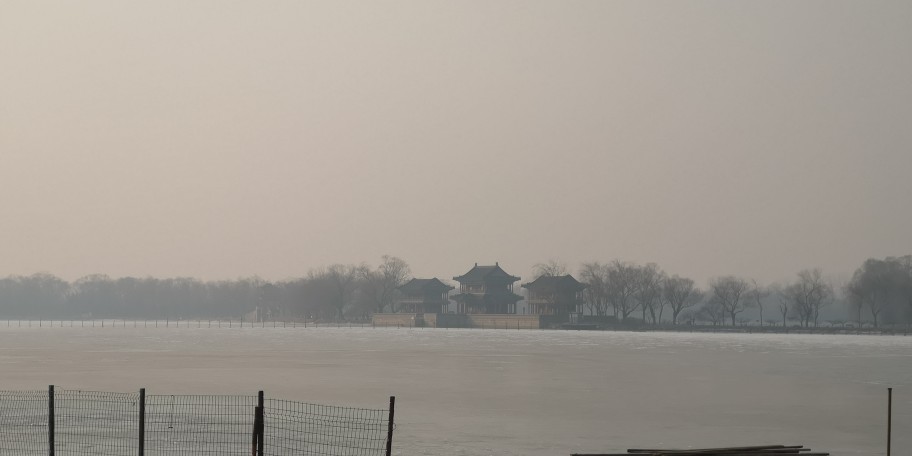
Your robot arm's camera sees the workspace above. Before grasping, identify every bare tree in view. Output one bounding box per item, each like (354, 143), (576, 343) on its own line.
(844, 282), (866, 327)
(745, 280), (769, 327)
(533, 260), (568, 278)
(299, 272), (338, 320)
(901, 256), (912, 325)
(325, 264), (359, 321)
(709, 276), (750, 326)
(579, 262), (610, 317)
(359, 255), (411, 314)
(632, 263), (664, 324)
(698, 296), (725, 326)
(772, 284), (790, 329)
(787, 269), (831, 327)
(846, 257), (910, 328)
(663, 276), (703, 325)
(606, 260), (640, 321)
(257, 282), (281, 320)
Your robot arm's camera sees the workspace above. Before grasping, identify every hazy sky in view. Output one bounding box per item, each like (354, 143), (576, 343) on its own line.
(2, 1), (910, 286)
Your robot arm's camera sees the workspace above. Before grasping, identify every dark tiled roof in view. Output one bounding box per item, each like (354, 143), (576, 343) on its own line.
(397, 278), (454, 294)
(453, 263), (520, 283)
(521, 274), (588, 292)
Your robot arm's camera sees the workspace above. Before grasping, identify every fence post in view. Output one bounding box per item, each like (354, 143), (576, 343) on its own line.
(252, 402), (261, 456)
(257, 391), (265, 456)
(887, 387), (893, 456)
(48, 385), (55, 456)
(138, 388), (145, 456)
(385, 396), (395, 456)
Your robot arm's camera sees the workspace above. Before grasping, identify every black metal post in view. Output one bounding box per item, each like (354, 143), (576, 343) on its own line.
(48, 385), (55, 456)
(138, 388), (146, 456)
(887, 387), (892, 456)
(385, 396), (395, 456)
(257, 391), (265, 456)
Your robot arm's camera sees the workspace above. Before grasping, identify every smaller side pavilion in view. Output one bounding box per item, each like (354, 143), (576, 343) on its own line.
(396, 278), (454, 314)
(521, 274), (587, 318)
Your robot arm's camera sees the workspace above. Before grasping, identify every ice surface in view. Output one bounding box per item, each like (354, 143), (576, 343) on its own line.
(1, 323), (909, 456)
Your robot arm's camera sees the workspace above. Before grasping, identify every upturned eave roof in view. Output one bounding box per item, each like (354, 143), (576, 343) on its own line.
(520, 274), (588, 292)
(397, 278), (455, 294)
(453, 263), (520, 283)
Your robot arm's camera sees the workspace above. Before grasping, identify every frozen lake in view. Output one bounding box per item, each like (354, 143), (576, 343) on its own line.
(1, 324), (909, 455)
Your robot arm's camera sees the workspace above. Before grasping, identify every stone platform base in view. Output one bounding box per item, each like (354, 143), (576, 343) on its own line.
(372, 313), (555, 329)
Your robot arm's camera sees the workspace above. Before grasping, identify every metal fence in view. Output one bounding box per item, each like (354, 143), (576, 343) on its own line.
(0, 386), (394, 456)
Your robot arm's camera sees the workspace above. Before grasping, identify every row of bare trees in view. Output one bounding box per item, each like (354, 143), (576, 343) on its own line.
(694, 271), (833, 328)
(572, 255), (912, 328)
(291, 255), (412, 320)
(0, 274), (262, 319)
(577, 261), (702, 325)
(2, 255), (909, 325)
(0, 256), (413, 321)
(572, 261), (842, 327)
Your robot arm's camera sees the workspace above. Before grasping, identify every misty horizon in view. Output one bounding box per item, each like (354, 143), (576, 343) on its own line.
(3, 2), (911, 295)
(0, 252), (896, 288)
(2, 3), (911, 456)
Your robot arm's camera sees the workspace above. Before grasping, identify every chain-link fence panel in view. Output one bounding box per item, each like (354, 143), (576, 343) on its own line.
(0, 389), (48, 455)
(265, 398), (390, 456)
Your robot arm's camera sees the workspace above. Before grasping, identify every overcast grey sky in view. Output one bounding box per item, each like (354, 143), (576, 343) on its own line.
(1, 1), (910, 286)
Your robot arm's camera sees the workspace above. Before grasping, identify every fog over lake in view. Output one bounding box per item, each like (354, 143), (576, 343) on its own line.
(3, 2), (912, 286)
(4, 2), (911, 455)
(2, 326), (908, 455)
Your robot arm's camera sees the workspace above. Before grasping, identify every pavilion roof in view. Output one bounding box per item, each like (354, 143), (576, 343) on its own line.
(452, 263), (520, 283)
(521, 274), (588, 292)
(397, 278), (454, 294)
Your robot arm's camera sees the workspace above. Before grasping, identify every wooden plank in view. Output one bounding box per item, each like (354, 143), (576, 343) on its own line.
(628, 446), (791, 453)
(574, 450), (820, 456)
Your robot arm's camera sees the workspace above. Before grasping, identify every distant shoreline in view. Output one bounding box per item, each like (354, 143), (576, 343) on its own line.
(2, 318), (907, 336)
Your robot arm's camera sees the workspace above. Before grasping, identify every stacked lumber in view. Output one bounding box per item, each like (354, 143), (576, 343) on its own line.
(573, 445), (829, 456)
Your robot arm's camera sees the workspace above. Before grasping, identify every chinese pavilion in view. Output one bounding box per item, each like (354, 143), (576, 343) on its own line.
(451, 263), (522, 314)
(521, 274), (587, 318)
(395, 278), (454, 314)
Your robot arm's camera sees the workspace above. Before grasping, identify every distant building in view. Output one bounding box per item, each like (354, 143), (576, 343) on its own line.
(451, 263), (522, 314)
(521, 275), (587, 318)
(395, 278), (454, 314)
